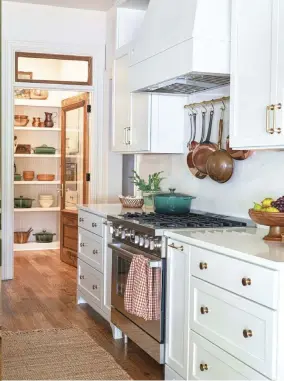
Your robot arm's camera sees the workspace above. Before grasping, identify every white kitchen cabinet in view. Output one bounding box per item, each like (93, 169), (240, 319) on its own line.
(112, 51), (186, 153)
(165, 239), (190, 380)
(77, 208), (112, 322)
(230, 0), (284, 149)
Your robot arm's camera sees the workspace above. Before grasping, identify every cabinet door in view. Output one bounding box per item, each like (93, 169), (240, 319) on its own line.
(230, 0), (284, 149)
(166, 239), (190, 379)
(276, 0), (284, 136)
(101, 221), (112, 321)
(113, 53), (130, 152)
(128, 93), (151, 152)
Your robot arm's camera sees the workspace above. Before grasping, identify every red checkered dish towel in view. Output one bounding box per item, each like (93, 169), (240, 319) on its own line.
(124, 255), (161, 321)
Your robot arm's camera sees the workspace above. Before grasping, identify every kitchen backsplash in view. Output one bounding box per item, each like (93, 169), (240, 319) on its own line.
(136, 86), (284, 219)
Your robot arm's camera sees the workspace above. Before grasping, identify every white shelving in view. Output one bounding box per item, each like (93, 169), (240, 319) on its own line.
(14, 241), (60, 252)
(14, 127), (61, 131)
(14, 154), (61, 158)
(15, 99), (61, 107)
(14, 207), (60, 212)
(14, 181), (60, 185)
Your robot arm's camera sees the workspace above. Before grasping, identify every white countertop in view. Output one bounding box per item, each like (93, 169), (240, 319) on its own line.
(166, 227), (284, 269)
(78, 203), (143, 218)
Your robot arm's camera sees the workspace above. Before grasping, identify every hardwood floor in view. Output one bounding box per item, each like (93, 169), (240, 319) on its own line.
(2, 250), (164, 380)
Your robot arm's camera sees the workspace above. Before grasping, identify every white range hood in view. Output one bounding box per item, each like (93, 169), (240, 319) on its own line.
(129, 0), (231, 95)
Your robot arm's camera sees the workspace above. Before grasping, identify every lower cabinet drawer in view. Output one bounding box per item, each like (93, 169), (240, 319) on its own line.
(78, 209), (104, 237)
(165, 365), (184, 380)
(77, 259), (103, 310)
(78, 228), (103, 272)
(189, 331), (268, 380)
(191, 277), (277, 379)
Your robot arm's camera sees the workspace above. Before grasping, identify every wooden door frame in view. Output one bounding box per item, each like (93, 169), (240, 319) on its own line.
(61, 92), (90, 210)
(15, 52), (93, 86)
(1, 40), (106, 280)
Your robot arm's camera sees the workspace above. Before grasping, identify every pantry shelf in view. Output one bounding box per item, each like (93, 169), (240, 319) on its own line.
(14, 241), (60, 252)
(14, 99), (61, 107)
(14, 154), (61, 158)
(14, 181), (61, 185)
(14, 207), (60, 212)
(14, 127), (61, 131)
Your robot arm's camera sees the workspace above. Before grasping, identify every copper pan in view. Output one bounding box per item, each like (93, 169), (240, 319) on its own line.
(226, 136), (253, 160)
(187, 111), (206, 180)
(206, 114), (234, 184)
(192, 109), (218, 174)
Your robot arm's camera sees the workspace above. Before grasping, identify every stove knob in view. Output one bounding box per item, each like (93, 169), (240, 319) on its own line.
(149, 238), (155, 251)
(121, 229), (127, 240)
(154, 238), (162, 250)
(115, 225), (123, 237)
(144, 236), (150, 249)
(139, 235), (145, 247)
(134, 234), (140, 245)
(109, 223), (114, 235)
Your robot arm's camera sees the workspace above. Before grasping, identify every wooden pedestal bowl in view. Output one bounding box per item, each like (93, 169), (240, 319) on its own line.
(249, 209), (284, 242)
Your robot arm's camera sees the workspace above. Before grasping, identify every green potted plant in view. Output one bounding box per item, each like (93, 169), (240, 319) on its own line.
(129, 170), (165, 208)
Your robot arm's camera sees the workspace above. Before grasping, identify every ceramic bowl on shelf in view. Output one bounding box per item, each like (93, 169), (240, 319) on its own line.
(249, 209), (284, 241)
(39, 194), (54, 208)
(37, 174), (55, 181)
(23, 171), (35, 181)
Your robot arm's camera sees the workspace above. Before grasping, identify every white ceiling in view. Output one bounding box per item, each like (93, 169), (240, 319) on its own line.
(4, 0), (115, 11)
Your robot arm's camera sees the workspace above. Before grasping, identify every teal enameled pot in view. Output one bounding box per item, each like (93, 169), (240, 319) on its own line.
(154, 188), (196, 215)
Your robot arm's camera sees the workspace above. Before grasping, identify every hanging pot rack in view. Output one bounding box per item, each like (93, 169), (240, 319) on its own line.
(184, 96), (230, 110)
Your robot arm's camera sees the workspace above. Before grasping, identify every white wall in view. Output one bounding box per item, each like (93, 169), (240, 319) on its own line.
(136, 86), (284, 219)
(3, 1), (106, 45)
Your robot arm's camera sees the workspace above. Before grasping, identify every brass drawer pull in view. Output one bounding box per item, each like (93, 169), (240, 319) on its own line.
(79, 217), (84, 222)
(200, 306), (209, 314)
(199, 262), (208, 270)
(200, 363), (208, 372)
(243, 329), (253, 338)
(266, 104), (274, 134)
(80, 275), (84, 280)
(93, 249), (98, 255)
(80, 242), (87, 248)
(274, 103), (282, 134)
(242, 277), (251, 286)
(92, 285), (98, 290)
(168, 243), (184, 251)
(92, 222), (97, 228)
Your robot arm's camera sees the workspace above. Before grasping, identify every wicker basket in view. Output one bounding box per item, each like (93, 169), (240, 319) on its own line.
(119, 196), (144, 208)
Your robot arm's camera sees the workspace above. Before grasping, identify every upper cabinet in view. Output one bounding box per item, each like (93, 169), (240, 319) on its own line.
(112, 51), (186, 153)
(230, 0), (284, 149)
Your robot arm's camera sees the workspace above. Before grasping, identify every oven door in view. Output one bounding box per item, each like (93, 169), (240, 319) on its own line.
(109, 242), (165, 343)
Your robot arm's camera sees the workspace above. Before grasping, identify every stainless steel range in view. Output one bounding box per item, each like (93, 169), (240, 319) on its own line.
(108, 211), (250, 364)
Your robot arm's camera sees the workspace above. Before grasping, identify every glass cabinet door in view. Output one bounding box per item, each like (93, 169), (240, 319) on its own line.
(61, 93), (89, 210)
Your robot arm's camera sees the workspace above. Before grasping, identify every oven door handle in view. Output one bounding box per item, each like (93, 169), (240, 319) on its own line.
(108, 242), (162, 265)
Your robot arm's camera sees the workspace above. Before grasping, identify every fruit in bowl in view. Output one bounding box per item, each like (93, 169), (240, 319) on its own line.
(249, 196), (284, 241)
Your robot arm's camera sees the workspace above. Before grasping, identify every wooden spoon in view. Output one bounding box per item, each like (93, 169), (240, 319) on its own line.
(206, 113), (234, 183)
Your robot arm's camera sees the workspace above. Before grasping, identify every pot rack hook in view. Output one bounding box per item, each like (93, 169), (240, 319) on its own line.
(189, 105), (197, 115)
(211, 102), (214, 112)
(221, 99), (226, 110)
(201, 103), (207, 113)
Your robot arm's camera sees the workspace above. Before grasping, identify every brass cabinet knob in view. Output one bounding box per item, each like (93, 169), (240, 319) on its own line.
(93, 249), (98, 255)
(242, 277), (251, 286)
(199, 262), (208, 270)
(275, 128), (282, 134)
(80, 275), (84, 280)
(92, 285), (98, 290)
(200, 306), (209, 315)
(200, 363), (208, 372)
(243, 329), (253, 338)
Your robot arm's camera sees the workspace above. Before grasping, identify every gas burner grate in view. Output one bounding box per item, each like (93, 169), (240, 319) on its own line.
(119, 212), (246, 229)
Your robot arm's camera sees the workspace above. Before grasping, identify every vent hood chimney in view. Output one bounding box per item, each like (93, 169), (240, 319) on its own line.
(129, 0), (231, 95)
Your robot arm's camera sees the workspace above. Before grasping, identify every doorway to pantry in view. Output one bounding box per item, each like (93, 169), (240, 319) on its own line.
(10, 51), (95, 272)
(14, 89), (90, 259)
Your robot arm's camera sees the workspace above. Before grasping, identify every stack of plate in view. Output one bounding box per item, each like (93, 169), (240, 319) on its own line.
(39, 195), (54, 208)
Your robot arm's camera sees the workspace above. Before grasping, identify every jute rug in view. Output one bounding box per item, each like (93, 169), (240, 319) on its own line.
(2, 327), (132, 380)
